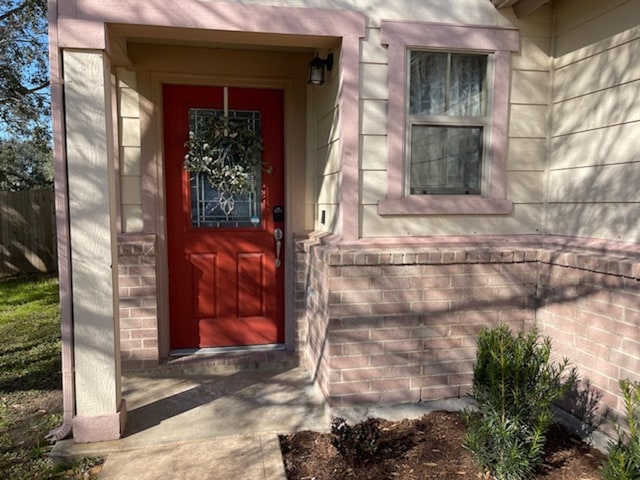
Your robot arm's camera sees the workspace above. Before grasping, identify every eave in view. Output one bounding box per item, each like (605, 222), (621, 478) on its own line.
(492, 0), (551, 18)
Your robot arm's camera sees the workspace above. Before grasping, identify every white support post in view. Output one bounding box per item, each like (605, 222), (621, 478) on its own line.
(62, 50), (126, 443)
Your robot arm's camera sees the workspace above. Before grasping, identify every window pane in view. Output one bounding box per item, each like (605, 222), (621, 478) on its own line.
(409, 52), (447, 115)
(410, 125), (482, 194)
(449, 54), (487, 116)
(409, 51), (487, 117)
(188, 108), (262, 228)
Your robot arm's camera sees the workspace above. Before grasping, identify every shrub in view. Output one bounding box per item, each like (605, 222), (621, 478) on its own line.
(330, 416), (381, 465)
(600, 378), (640, 480)
(464, 324), (577, 480)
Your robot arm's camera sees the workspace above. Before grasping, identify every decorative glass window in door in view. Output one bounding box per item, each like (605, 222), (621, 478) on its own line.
(186, 108), (263, 228)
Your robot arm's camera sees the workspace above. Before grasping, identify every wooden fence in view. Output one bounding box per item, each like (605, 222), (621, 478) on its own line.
(0, 189), (56, 278)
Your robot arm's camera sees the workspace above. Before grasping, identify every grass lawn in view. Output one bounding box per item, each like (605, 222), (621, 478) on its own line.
(0, 274), (103, 479)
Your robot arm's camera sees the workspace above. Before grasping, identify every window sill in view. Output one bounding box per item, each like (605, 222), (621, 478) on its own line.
(378, 196), (513, 215)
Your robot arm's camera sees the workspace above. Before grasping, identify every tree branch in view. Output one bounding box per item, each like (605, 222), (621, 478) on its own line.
(0, 1), (29, 23)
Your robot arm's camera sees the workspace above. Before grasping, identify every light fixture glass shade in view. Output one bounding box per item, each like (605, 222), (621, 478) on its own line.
(308, 55), (325, 85)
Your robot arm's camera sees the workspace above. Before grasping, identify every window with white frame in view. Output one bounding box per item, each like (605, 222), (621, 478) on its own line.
(379, 22), (519, 215)
(408, 51), (488, 195)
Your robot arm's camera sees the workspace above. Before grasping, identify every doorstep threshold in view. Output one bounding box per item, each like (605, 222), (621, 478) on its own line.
(170, 343), (286, 357)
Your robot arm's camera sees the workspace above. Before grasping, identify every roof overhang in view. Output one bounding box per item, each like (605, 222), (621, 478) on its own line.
(492, 0), (551, 18)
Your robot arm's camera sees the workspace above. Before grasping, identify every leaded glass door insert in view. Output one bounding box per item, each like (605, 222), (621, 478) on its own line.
(188, 108), (263, 228)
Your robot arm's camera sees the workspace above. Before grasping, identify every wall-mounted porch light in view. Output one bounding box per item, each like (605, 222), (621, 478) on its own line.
(308, 52), (334, 85)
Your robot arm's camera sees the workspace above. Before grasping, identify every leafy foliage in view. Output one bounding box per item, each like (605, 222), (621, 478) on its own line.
(331, 416), (381, 465)
(601, 379), (640, 480)
(0, 138), (52, 191)
(464, 324), (577, 480)
(184, 115), (264, 195)
(0, 0), (50, 144)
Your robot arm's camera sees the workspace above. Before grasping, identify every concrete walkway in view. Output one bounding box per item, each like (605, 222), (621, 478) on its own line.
(51, 364), (477, 479)
(52, 366), (331, 480)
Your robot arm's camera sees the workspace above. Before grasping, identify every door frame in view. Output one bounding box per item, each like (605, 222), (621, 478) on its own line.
(148, 72), (305, 359)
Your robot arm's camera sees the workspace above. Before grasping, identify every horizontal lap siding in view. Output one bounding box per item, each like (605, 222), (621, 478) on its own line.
(548, 0), (640, 243)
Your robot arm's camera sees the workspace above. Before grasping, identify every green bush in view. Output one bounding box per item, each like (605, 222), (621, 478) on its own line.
(600, 379), (640, 480)
(330, 416), (381, 465)
(464, 324), (577, 480)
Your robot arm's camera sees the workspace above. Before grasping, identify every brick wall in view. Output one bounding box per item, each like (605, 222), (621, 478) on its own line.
(536, 249), (640, 425)
(118, 235), (159, 370)
(296, 235), (640, 420)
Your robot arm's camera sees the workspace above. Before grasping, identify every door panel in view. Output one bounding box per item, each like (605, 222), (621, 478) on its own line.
(164, 85), (285, 349)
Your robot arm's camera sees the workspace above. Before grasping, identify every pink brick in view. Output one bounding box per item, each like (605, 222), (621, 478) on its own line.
(128, 286), (157, 297)
(342, 317), (383, 330)
(383, 290), (422, 302)
(330, 329), (371, 344)
(339, 290), (383, 304)
(578, 310), (622, 332)
(141, 318), (158, 328)
(342, 342), (384, 356)
(450, 274), (488, 287)
(423, 264), (465, 275)
(625, 308), (640, 326)
(382, 316), (422, 328)
(410, 325), (449, 338)
(130, 307), (157, 318)
(371, 378), (410, 392)
(341, 266), (382, 277)
(422, 337), (462, 350)
(370, 302), (411, 315)
(447, 347), (477, 362)
(128, 266), (155, 276)
(369, 353), (410, 366)
(409, 350), (449, 363)
(118, 275), (140, 287)
(330, 355), (370, 369)
(410, 300), (451, 314)
(328, 277), (371, 291)
(448, 373), (473, 385)
(585, 299), (623, 320)
(119, 298), (142, 308)
(120, 318), (142, 329)
(411, 275), (452, 288)
(382, 265), (424, 276)
(120, 339), (142, 350)
(371, 276), (412, 289)
(330, 381), (371, 395)
(130, 328), (157, 339)
(370, 328), (412, 341)
(330, 304), (371, 316)
(574, 336), (611, 360)
(613, 291), (640, 310)
(383, 339), (422, 352)
(424, 288), (459, 301)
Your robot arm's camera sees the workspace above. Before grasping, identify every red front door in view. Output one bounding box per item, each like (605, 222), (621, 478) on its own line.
(163, 85), (285, 349)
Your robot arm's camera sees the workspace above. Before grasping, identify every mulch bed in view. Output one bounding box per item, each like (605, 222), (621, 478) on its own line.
(279, 411), (606, 479)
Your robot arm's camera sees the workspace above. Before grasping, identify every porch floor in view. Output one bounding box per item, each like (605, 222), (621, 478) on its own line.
(52, 365), (330, 479)
(51, 364), (475, 479)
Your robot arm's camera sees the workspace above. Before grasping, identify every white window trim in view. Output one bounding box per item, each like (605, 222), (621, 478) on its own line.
(378, 21), (520, 215)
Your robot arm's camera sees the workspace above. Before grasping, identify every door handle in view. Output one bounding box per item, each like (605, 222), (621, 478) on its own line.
(274, 228), (283, 268)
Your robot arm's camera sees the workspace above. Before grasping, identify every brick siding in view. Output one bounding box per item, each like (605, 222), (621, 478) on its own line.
(117, 235), (159, 370)
(295, 235), (640, 423)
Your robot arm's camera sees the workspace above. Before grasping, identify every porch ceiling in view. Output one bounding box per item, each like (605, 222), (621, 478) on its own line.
(108, 23), (338, 56)
(491, 0), (551, 17)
